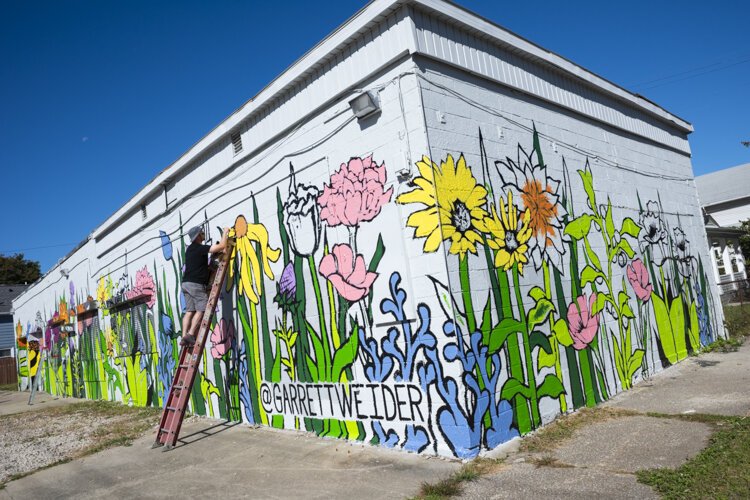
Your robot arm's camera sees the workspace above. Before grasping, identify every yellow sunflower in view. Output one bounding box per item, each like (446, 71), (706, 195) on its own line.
(481, 190), (533, 274)
(397, 154), (488, 258)
(228, 215), (282, 303)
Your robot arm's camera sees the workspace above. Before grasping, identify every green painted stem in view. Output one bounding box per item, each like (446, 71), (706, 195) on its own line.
(513, 264), (540, 428)
(499, 269), (530, 433)
(543, 261), (567, 413)
(308, 255), (331, 379)
(578, 348), (597, 407)
(459, 255), (476, 334)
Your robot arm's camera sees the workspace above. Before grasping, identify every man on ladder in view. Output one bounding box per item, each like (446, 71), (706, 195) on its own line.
(155, 225), (234, 450)
(181, 224), (229, 347)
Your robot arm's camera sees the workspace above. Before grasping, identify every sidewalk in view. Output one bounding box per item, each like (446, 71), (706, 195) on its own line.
(0, 389), (84, 416)
(0, 409), (458, 499)
(2, 342), (749, 499)
(459, 342), (750, 499)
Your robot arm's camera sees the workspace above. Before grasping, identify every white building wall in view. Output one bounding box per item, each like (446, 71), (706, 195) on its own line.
(11, 1), (725, 460)
(414, 57), (725, 433)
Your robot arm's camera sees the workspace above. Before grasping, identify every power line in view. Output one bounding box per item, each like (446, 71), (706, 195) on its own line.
(0, 242), (78, 254)
(633, 57), (750, 91)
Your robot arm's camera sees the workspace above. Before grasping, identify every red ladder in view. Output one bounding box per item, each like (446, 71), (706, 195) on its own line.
(153, 238), (235, 450)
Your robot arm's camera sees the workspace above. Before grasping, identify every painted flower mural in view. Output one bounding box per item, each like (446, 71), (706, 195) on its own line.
(126, 266), (156, 308)
(228, 214), (281, 302)
(210, 318), (234, 359)
(397, 154), (488, 258)
(639, 200), (667, 250)
(319, 244), (378, 302)
(627, 259), (653, 302)
(318, 155), (393, 228)
(495, 139), (567, 271)
(283, 166), (322, 257)
(14, 125), (723, 462)
(479, 190), (533, 274)
(567, 294), (600, 350)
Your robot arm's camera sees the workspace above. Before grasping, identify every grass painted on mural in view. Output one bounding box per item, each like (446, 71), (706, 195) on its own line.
(0, 400), (160, 487)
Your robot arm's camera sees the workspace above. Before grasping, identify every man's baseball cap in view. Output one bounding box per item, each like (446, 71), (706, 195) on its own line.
(188, 225), (204, 242)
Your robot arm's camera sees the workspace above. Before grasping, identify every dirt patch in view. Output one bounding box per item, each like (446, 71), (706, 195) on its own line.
(0, 401), (160, 485)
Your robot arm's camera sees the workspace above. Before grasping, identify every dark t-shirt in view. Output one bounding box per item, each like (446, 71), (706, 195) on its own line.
(183, 243), (211, 285)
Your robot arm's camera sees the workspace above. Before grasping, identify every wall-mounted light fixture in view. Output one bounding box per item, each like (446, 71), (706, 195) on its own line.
(348, 91), (380, 119)
(60, 268), (70, 279)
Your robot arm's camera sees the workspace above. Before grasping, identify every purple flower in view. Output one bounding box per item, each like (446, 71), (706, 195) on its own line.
(279, 262), (295, 298)
(69, 281), (76, 306)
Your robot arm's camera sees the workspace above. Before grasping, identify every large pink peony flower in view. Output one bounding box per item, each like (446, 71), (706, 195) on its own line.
(126, 266), (156, 309)
(318, 155), (393, 227)
(567, 293), (600, 350)
(626, 258), (653, 302)
(319, 243), (378, 302)
(210, 318), (234, 358)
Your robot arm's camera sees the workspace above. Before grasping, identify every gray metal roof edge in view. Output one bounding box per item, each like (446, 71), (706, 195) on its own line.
(87, 0), (692, 249)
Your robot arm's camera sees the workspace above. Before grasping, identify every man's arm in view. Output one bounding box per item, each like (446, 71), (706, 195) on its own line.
(209, 227), (230, 254)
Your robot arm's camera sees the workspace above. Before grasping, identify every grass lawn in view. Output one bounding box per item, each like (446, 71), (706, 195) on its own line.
(637, 415), (750, 499)
(0, 400), (160, 487)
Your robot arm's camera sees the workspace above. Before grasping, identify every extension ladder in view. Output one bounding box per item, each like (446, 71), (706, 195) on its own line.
(153, 237), (235, 450)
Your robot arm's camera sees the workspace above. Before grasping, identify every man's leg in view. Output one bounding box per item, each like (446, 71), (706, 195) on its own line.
(189, 310), (203, 338)
(182, 311), (194, 339)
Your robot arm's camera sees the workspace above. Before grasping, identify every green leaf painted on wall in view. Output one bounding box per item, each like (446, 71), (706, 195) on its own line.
(604, 200), (615, 240)
(627, 349), (645, 379)
(578, 165), (596, 212)
(528, 286), (547, 303)
(536, 374), (565, 400)
(669, 296), (687, 360)
(487, 317), (524, 354)
(620, 217), (641, 238)
(564, 214), (594, 240)
(617, 238), (636, 259)
(580, 266), (605, 287)
(652, 294), (677, 364)
(527, 298), (554, 331)
(553, 319), (573, 348)
(501, 377), (532, 401)
(332, 324), (359, 383)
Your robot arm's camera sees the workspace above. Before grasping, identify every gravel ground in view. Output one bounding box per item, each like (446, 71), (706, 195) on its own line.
(0, 401), (159, 484)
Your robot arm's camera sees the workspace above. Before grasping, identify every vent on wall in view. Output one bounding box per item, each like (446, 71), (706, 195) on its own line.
(140, 204), (147, 221)
(231, 132), (243, 155)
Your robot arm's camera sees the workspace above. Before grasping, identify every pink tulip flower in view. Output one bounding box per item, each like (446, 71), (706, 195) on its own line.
(319, 243), (378, 302)
(567, 293), (600, 350)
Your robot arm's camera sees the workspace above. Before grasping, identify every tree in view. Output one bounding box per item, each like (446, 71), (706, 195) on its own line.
(740, 219), (750, 267)
(0, 253), (41, 284)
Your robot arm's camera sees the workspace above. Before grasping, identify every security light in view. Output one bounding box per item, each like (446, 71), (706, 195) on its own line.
(348, 91), (380, 119)
(60, 269), (70, 279)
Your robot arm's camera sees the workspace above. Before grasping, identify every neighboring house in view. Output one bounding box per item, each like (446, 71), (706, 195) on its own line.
(696, 163), (749, 296)
(0, 285), (29, 357)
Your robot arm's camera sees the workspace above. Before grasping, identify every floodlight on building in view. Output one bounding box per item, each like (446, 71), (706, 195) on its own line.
(60, 269), (70, 279)
(348, 91), (380, 119)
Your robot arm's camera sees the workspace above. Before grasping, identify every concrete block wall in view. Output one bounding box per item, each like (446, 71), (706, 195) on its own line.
(407, 58), (725, 449)
(11, 45), (725, 460)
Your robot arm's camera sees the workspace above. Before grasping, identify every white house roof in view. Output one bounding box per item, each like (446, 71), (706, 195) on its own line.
(696, 162), (750, 207)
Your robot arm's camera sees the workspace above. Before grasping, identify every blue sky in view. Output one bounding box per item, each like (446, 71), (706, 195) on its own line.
(2, 0), (748, 273)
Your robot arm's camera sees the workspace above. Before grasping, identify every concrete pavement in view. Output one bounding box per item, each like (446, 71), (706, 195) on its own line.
(2, 342), (749, 499)
(460, 343), (750, 499)
(0, 389), (84, 417)
(0, 416), (458, 499)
